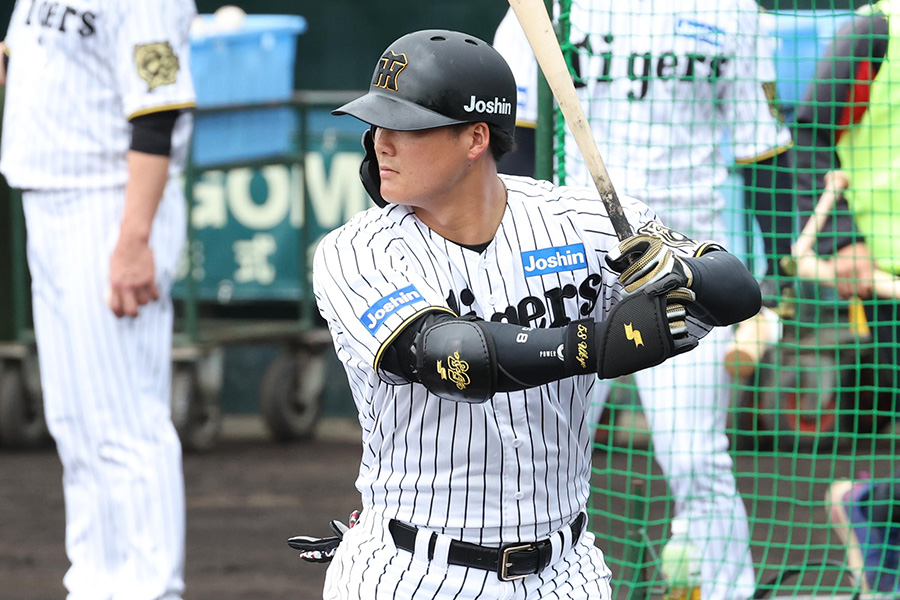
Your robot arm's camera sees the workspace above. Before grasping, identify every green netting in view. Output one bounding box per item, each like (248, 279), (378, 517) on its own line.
(548, 2), (899, 599)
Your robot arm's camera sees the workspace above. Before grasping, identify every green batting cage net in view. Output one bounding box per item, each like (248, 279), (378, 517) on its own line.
(543, 1), (899, 599)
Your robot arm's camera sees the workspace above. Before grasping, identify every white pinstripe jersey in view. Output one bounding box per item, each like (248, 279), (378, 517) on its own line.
(313, 174), (712, 545)
(567, 0), (792, 227)
(494, 0), (792, 239)
(0, 0), (196, 190)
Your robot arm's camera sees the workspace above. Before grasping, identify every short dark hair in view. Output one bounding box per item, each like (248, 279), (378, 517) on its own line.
(487, 124), (516, 161)
(448, 122), (517, 162)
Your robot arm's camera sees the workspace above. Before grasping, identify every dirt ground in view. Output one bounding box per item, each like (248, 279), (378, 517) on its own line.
(1, 415), (895, 600)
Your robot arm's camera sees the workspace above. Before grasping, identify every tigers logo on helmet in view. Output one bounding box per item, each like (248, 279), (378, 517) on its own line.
(373, 51), (408, 92)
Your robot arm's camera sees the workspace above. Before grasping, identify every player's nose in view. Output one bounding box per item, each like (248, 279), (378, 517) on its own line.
(373, 127), (396, 154)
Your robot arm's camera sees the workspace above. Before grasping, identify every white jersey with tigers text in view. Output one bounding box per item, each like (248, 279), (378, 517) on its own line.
(1, 0), (196, 189)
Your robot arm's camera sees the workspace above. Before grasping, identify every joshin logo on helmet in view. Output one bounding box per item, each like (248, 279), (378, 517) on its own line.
(360, 284), (426, 334)
(522, 244), (587, 277)
(462, 95), (513, 116)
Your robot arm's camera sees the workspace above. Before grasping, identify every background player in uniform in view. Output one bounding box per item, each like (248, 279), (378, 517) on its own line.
(493, 3), (795, 600)
(310, 28), (762, 599)
(793, 3), (900, 591)
(0, 1), (196, 598)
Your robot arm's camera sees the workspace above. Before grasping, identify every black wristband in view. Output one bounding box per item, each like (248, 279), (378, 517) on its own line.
(562, 319), (596, 377)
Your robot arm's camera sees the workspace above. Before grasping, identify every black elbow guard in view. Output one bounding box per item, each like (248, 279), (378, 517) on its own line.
(414, 319), (497, 403)
(680, 251), (761, 326)
(411, 317), (597, 402)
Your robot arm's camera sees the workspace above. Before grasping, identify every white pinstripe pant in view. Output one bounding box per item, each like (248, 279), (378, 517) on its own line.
(590, 325), (756, 600)
(323, 509), (613, 600)
(23, 182), (186, 600)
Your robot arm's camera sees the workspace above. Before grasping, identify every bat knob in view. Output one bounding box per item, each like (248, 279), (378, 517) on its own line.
(779, 256), (797, 277)
(824, 170), (850, 192)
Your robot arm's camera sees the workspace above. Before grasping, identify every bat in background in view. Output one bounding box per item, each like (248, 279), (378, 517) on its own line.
(786, 170), (900, 299)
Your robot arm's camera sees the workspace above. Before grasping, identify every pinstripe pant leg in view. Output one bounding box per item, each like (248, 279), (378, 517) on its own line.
(636, 325), (755, 600)
(24, 185), (186, 600)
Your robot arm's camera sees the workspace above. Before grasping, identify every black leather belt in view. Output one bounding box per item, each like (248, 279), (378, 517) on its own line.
(388, 512), (587, 582)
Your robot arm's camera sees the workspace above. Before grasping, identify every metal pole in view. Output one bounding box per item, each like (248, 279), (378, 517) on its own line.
(625, 479), (650, 600)
(297, 100), (312, 329)
(534, 0), (556, 181)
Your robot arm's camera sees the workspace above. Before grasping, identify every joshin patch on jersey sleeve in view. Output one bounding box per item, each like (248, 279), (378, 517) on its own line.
(359, 285), (430, 337)
(312, 226), (450, 375)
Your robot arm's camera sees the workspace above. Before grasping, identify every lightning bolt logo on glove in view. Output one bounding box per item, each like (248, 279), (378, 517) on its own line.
(624, 323), (644, 347)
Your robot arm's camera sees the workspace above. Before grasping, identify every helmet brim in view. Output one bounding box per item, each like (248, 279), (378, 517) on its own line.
(333, 92), (467, 131)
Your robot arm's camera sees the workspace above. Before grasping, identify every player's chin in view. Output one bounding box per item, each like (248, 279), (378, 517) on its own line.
(379, 186), (411, 207)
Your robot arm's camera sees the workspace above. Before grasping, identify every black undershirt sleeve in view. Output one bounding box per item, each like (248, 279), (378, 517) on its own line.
(129, 110), (179, 156)
(794, 13), (889, 256)
(742, 151), (796, 281)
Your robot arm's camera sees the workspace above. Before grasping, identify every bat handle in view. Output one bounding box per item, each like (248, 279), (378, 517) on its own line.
(789, 170), (850, 261)
(604, 193), (633, 241)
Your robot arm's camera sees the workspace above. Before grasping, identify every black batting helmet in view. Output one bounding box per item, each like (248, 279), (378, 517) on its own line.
(333, 29), (517, 137)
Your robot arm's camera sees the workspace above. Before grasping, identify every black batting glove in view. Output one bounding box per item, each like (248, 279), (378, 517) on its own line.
(606, 234), (693, 296)
(288, 509), (360, 564)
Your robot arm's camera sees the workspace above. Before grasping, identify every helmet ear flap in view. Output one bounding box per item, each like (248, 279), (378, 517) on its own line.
(360, 127), (387, 208)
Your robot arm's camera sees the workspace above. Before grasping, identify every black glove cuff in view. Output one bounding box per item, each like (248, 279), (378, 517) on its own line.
(594, 292), (673, 379)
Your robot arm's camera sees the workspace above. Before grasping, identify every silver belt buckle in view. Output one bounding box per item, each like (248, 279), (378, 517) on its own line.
(498, 543), (536, 581)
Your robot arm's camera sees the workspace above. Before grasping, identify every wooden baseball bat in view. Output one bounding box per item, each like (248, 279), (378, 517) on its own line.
(790, 170), (849, 259)
(790, 170), (900, 299)
(507, 0), (633, 241)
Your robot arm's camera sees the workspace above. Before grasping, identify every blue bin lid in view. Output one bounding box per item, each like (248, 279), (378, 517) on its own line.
(191, 14), (307, 44)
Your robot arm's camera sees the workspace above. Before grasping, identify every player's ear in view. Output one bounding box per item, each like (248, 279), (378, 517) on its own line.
(466, 122), (491, 161)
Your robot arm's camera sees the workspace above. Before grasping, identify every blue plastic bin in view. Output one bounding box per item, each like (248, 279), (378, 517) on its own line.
(771, 10), (855, 121)
(190, 15), (307, 167)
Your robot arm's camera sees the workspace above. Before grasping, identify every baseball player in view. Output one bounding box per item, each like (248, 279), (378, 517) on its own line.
(1, 1), (196, 599)
(795, 5), (900, 590)
(309, 28), (761, 599)
(493, 4), (795, 600)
